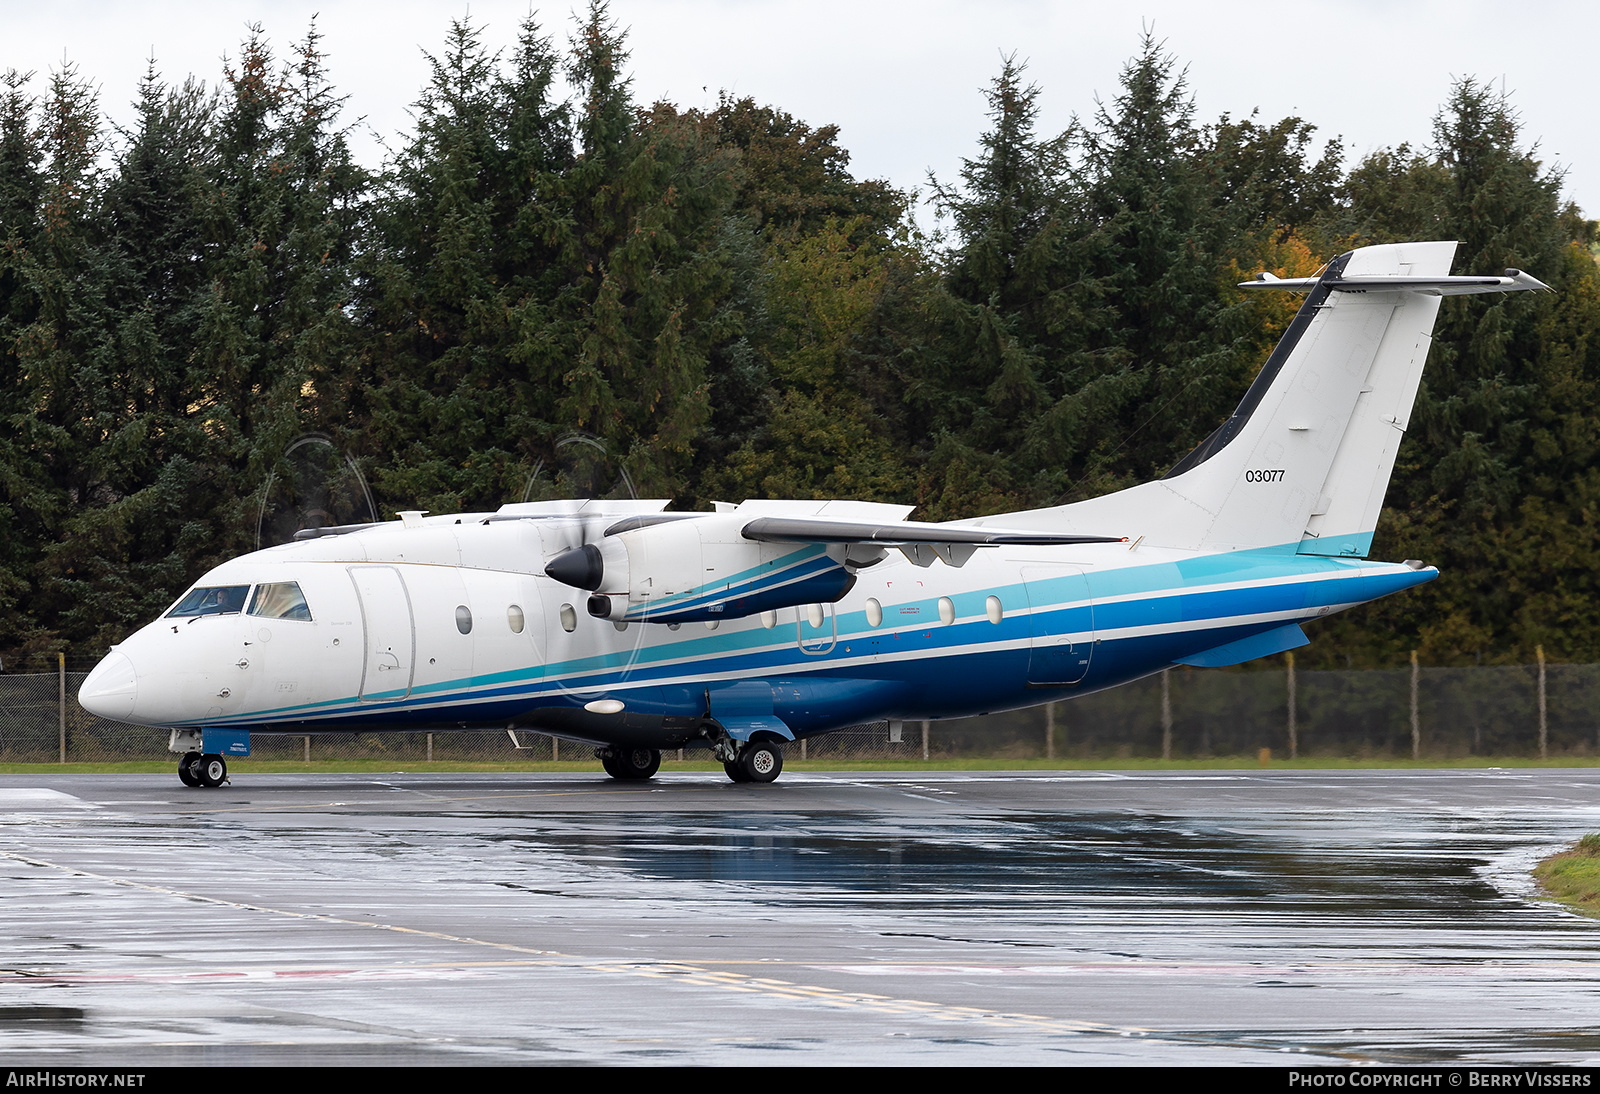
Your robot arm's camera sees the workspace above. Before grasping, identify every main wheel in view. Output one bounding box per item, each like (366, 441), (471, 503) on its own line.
(598, 750), (623, 778)
(196, 754), (228, 788)
(177, 752), (202, 787)
(614, 747), (660, 780)
(723, 759), (750, 783)
(740, 742), (783, 784)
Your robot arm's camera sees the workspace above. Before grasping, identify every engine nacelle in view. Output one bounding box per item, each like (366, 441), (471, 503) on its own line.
(545, 514), (856, 624)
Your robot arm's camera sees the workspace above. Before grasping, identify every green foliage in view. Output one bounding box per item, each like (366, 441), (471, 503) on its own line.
(1307, 79), (1600, 667)
(708, 95), (903, 239)
(1533, 833), (1600, 918)
(910, 38), (1335, 516)
(356, 5), (745, 511)
(0, 20), (1593, 677)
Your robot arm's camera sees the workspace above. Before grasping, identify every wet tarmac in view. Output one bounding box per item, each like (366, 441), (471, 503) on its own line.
(3, 768), (1600, 1065)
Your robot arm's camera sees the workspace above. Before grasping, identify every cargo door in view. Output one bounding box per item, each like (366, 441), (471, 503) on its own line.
(1022, 566), (1094, 686)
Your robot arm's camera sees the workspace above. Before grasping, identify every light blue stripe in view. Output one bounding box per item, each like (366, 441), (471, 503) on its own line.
(207, 536), (1432, 728)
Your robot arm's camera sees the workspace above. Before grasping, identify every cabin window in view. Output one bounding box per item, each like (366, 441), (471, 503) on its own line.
(760, 610), (777, 630)
(167, 585), (251, 619)
(805, 603), (825, 629)
(560, 604), (577, 632)
(986, 596), (1003, 625)
(865, 598), (883, 628)
(247, 582), (312, 622)
(456, 605), (473, 634)
(938, 597), (955, 625)
(507, 604), (525, 634)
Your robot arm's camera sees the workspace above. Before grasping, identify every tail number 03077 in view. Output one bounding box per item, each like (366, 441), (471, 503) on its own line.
(1245, 469), (1285, 483)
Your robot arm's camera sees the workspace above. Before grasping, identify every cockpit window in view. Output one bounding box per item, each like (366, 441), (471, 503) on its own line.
(167, 585), (252, 619)
(248, 582), (313, 622)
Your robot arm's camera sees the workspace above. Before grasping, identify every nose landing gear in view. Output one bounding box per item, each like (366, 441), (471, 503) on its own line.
(177, 751), (228, 788)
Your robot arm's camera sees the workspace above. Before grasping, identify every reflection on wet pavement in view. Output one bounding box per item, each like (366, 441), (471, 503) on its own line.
(2, 770), (1600, 1064)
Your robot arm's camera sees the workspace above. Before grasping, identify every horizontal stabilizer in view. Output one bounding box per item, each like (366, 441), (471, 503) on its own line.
(1241, 268), (1552, 296)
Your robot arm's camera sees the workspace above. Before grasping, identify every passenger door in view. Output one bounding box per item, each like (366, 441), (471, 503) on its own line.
(350, 566), (416, 702)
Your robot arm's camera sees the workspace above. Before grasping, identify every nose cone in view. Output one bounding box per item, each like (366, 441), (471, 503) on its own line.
(79, 651), (138, 722)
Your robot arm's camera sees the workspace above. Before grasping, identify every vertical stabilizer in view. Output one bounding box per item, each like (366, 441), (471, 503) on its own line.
(1173, 241), (1454, 554)
(966, 241), (1552, 554)
(1290, 247), (1447, 556)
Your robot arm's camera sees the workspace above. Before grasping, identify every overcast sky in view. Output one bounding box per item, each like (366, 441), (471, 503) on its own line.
(5, 1), (1596, 231)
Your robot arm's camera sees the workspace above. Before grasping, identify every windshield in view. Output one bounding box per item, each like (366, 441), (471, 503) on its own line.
(166, 585), (251, 619)
(248, 582), (312, 622)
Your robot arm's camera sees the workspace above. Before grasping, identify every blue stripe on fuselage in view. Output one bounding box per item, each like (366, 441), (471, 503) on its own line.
(202, 540), (1435, 731)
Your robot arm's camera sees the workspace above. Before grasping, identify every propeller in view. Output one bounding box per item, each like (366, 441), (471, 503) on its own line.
(520, 432), (643, 584)
(256, 434), (378, 551)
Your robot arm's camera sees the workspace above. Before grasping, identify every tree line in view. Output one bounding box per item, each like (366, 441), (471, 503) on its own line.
(0, 3), (1595, 669)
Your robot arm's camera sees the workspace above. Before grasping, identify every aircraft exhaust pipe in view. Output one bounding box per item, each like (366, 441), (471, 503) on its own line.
(587, 594), (626, 621)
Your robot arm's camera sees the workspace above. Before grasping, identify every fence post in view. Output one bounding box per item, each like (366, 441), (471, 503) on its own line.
(58, 652), (66, 764)
(426, 732), (433, 762)
(1286, 651), (1297, 761)
(921, 719), (930, 761)
(1410, 650), (1420, 761)
(304, 735), (310, 762)
(1045, 703), (1055, 760)
(1160, 669), (1172, 761)
(1537, 645), (1548, 760)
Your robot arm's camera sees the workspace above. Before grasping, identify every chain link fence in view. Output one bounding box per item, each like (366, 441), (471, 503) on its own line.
(6, 661), (1596, 764)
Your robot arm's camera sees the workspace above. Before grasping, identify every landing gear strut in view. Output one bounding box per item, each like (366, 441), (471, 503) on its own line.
(178, 752), (228, 788)
(599, 747), (660, 781)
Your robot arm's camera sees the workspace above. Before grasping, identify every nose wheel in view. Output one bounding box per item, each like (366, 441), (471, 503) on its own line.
(178, 752), (228, 788)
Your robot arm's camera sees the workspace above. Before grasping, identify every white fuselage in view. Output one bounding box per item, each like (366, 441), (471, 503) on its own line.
(78, 511), (1432, 747)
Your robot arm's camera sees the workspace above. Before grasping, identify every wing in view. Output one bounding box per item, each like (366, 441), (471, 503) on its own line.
(740, 516), (1124, 568)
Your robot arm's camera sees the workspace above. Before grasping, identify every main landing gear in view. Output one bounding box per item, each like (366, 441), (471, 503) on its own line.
(177, 751), (229, 788)
(599, 747), (661, 781)
(723, 740), (783, 784)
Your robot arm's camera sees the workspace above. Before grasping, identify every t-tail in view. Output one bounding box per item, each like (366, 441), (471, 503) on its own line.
(980, 241), (1552, 555)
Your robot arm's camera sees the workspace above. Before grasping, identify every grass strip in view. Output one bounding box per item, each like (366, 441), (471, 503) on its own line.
(1534, 834), (1600, 918)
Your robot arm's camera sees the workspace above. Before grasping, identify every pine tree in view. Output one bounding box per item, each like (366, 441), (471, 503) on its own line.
(0, 69), (44, 661)
(361, 5), (746, 513)
(1310, 79), (1600, 665)
(913, 55), (1086, 517)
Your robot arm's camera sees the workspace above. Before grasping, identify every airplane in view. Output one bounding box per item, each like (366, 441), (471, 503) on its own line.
(77, 241), (1551, 787)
